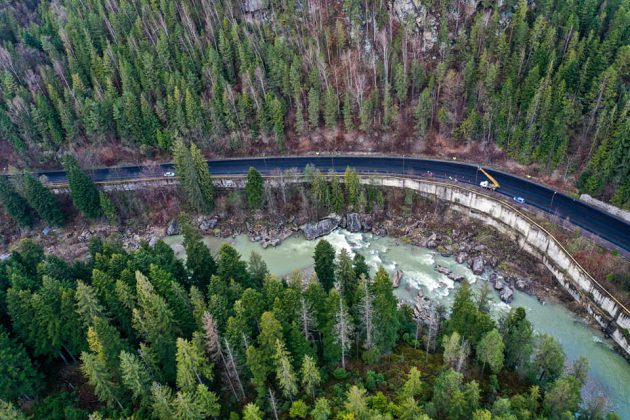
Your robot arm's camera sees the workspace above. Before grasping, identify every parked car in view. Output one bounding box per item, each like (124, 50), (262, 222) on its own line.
(513, 196), (525, 204)
(163, 171), (176, 177)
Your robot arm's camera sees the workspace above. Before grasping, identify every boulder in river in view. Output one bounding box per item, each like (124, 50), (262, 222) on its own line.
(500, 286), (514, 303)
(166, 219), (180, 236)
(471, 256), (485, 275)
(435, 265), (452, 276)
(301, 215), (341, 240)
(494, 278), (505, 291)
(346, 213), (362, 233)
(392, 270), (403, 288)
(448, 273), (466, 282)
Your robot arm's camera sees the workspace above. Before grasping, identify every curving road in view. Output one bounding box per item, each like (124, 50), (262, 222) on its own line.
(34, 155), (630, 252)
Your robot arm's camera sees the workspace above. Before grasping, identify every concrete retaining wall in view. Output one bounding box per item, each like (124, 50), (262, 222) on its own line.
(364, 176), (630, 358)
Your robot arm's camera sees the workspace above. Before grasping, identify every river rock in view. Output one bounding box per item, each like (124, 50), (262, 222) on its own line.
(471, 256), (485, 275)
(301, 215), (341, 240)
(166, 219), (180, 236)
(456, 252), (468, 264)
(199, 216), (219, 231)
(361, 215), (373, 231)
(514, 277), (529, 291)
(422, 232), (438, 248)
(486, 255), (499, 268)
(448, 273), (466, 282)
(414, 293), (434, 322)
(392, 270), (403, 288)
(346, 213), (362, 233)
(494, 278), (505, 291)
(435, 265), (451, 276)
(500, 286), (514, 303)
(261, 238), (280, 248)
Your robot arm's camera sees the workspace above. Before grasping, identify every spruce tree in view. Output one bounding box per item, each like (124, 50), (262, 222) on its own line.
(245, 167), (264, 210)
(22, 174), (65, 226)
(0, 177), (35, 227)
(372, 267), (400, 354)
(344, 167), (360, 208)
(0, 326), (42, 401)
(336, 249), (356, 304)
(323, 87), (338, 128)
(63, 155), (102, 219)
(330, 176), (345, 214)
(99, 192), (119, 224)
(314, 240), (336, 292)
(308, 87), (321, 128)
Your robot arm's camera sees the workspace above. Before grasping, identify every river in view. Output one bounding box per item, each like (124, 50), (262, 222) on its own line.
(164, 229), (630, 416)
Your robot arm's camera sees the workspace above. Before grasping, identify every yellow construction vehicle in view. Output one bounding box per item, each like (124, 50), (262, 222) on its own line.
(479, 167), (500, 190)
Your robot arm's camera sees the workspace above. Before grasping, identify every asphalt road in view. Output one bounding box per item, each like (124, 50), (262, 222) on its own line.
(35, 155), (630, 252)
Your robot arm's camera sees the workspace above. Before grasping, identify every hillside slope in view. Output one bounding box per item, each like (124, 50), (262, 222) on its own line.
(0, 0), (629, 206)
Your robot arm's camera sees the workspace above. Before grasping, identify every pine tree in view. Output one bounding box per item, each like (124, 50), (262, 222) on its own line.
(80, 351), (123, 409)
(99, 192), (119, 224)
(311, 170), (330, 212)
(0, 326), (42, 401)
(243, 403), (264, 420)
(132, 272), (178, 381)
(477, 329), (505, 375)
(176, 337), (212, 393)
(63, 156), (101, 219)
(75, 281), (107, 327)
(353, 254), (370, 281)
(22, 174), (65, 226)
(183, 223), (216, 291)
(308, 87), (321, 128)
(173, 139), (214, 213)
(274, 338), (298, 400)
(415, 88), (432, 137)
(301, 354), (322, 399)
(245, 167), (264, 210)
(190, 143), (214, 212)
(323, 87), (338, 128)
(330, 176), (345, 214)
(314, 240), (336, 292)
(344, 167), (360, 208)
(217, 244), (252, 288)
(0, 177), (35, 227)
(394, 62), (409, 103)
(372, 267), (400, 354)
(248, 252), (269, 289)
(336, 249), (356, 303)
(120, 350), (152, 404)
(343, 93), (353, 131)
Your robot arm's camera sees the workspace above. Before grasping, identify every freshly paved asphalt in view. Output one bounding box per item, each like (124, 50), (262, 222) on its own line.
(34, 155), (630, 252)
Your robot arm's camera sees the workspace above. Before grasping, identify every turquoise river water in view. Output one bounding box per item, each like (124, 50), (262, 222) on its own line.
(165, 229), (630, 416)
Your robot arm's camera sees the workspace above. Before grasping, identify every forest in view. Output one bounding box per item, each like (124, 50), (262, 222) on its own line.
(0, 227), (619, 418)
(0, 0), (629, 207)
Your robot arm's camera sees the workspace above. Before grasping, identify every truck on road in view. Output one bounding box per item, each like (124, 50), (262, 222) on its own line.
(479, 168), (500, 190)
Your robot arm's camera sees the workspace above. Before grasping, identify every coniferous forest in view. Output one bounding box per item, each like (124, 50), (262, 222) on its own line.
(0, 233), (613, 419)
(0, 0), (629, 206)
